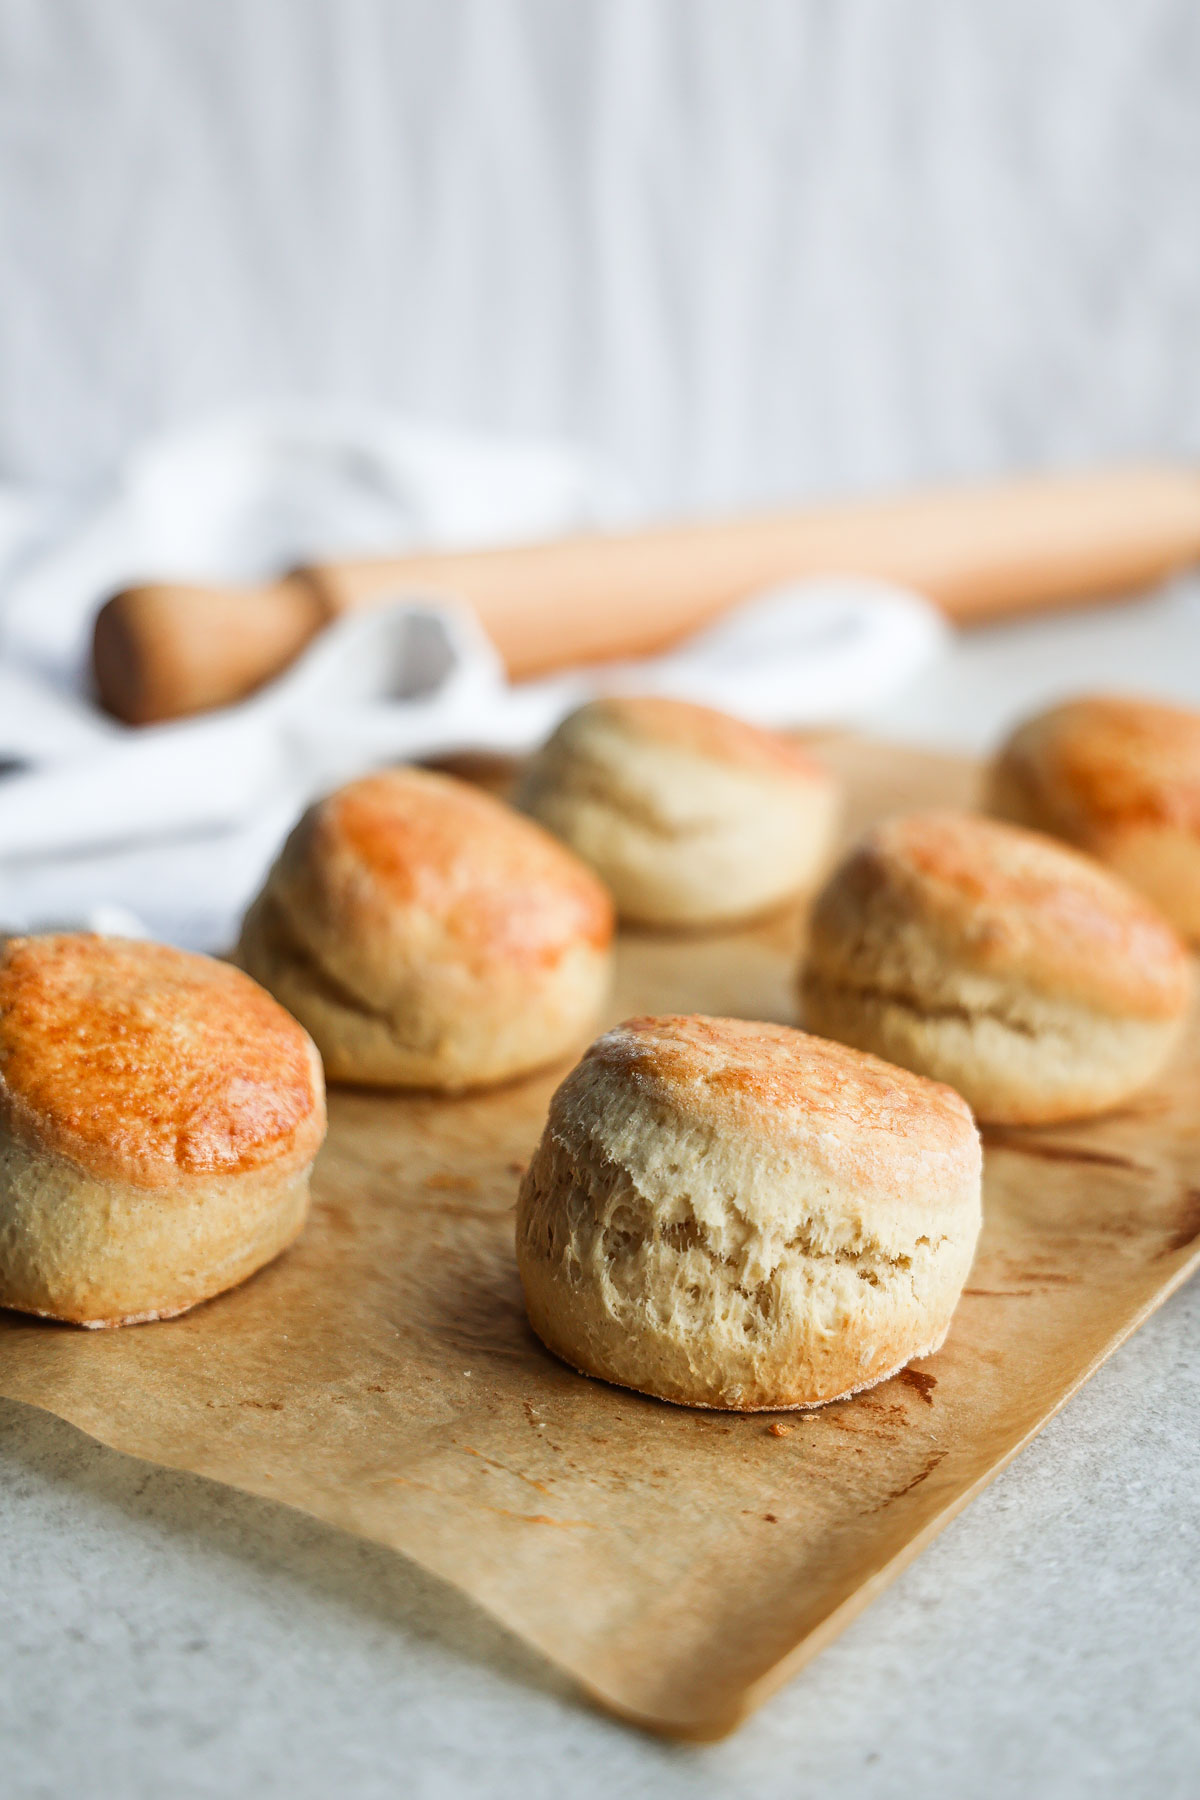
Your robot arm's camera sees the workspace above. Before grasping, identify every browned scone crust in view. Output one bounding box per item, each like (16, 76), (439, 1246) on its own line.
(237, 767), (615, 1089)
(802, 810), (1191, 1125)
(515, 695), (840, 927)
(0, 934), (326, 1327)
(988, 695), (1200, 941)
(581, 695), (828, 776)
(517, 1014), (981, 1410)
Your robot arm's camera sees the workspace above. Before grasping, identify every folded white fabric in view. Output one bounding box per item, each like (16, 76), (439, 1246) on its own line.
(0, 403), (627, 684)
(0, 408), (947, 949)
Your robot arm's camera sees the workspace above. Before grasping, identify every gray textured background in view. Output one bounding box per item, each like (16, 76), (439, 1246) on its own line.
(4, 0), (1200, 509)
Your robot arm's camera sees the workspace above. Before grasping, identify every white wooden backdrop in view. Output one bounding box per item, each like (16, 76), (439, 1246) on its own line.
(2, 0), (1199, 510)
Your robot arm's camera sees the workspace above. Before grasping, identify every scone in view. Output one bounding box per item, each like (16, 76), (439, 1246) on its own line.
(515, 696), (839, 927)
(517, 1014), (981, 1410)
(802, 810), (1191, 1125)
(988, 695), (1200, 941)
(0, 933), (325, 1328)
(237, 766), (615, 1089)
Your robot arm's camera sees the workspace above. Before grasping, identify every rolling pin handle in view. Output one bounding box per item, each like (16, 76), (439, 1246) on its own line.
(92, 575), (328, 725)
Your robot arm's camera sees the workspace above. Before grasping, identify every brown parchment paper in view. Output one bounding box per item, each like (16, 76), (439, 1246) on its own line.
(2, 737), (1199, 1740)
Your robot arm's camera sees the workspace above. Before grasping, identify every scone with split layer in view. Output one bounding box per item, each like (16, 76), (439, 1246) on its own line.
(237, 766), (615, 1089)
(802, 810), (1191, 1125)
(0, 933), (325, 1328)
(517, 1014), (981, 1411)
(515, 696), (839, 927)
(989, 694), (1200, 942)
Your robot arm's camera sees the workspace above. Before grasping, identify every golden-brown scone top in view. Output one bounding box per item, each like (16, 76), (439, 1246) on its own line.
(812, 809), (1190, 1022)
(803, 808), (1192, 1125)
(988, 695), (1200, 939)
(0, 934), (326, 1189)
(577, 695), (829, 780)
(236, 766), (616, 1090)
(515, 695), (840, 928)
(992, 695), (1200, 833)
(595, 1012), (975, 1166)
(299, 766), (614, 972)
(517, 1014), (981, 1410)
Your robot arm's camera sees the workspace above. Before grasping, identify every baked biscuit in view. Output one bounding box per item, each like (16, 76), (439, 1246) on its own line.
(237, 767), (615, 1089)
(989, 694), (1200, 941)
(515, 696), (839, 927)
(802, 809), (1191, 1124)
(517, 1014), (981, 1410)
(0, 933), (325, 1327)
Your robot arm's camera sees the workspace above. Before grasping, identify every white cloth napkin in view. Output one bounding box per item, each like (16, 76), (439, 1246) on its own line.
(0, 409), (948, 950)
(0, 403), (628, 685)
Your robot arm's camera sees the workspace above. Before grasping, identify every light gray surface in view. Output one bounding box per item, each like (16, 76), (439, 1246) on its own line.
(2, 1245), (1195, 1798)
(872, 575), (1200, 753)
(3, 596), (1200, 1798)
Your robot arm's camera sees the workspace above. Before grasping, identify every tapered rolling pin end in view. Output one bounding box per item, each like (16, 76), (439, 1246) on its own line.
(93, 576), (329, 725)
(89, 468), (1200, 726)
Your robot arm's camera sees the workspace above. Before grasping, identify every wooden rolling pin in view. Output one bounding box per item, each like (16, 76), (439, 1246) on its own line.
(92, 465), (1200, 725)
